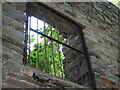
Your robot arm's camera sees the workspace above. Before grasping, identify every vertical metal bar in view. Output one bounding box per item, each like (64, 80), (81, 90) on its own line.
(78, 28), (97, 89)
(50, 25), (56, 76)
(37, 17), (39, 68)
(56, 25), (60, 77)
(43, 21), (48, 73)
(49, 21), (52, 74)
(28, 16), (31, 65)
(56, 26), (63, 78)
(23, 7), (28, 64)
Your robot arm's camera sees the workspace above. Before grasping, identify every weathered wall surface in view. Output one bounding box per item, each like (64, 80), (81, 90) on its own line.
(1, 2), (86, 89)
(2, 2), (26, 87)
(1, 2), (119, 89)
(41, 2), (119, 88)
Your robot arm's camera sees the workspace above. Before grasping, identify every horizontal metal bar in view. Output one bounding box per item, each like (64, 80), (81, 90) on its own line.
(30, 28), (86, 55)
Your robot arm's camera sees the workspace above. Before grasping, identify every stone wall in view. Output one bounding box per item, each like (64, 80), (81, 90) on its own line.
(1, 2), (120, 89)
(41, 2), (119, 88)
(2, 2), (26, 87)
(1, 2), (88, 89)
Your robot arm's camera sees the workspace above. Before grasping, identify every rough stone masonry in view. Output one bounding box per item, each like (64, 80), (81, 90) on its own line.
(47, 2), (119, 88)
(1, 2), (120, 89)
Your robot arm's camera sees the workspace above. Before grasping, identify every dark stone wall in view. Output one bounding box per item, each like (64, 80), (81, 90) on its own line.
(1, 2), (119, 88)
(2, 2), (26, 88)
(1, 2), (87, 88)
(41, 2), (119, 88)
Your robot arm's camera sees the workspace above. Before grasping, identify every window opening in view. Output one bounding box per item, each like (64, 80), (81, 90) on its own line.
(23, 2), (97, 89)
(27, 16), (65, 78)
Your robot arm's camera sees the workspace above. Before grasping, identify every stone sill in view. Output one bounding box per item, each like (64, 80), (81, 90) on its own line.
(23, 65), (92, 89)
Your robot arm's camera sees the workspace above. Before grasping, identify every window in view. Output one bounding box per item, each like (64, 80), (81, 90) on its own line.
(23, 2), (96, 89)
(27, 16), (65, 78)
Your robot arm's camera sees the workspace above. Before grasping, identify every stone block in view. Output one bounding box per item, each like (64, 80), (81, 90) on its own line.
(4, 59), (23, 75)
(101, 55), (111, 65)
(101, 76), (119, 88)
(95, 60), (108, 71)
(93, 2), (103, 12)
(14, 2), (26, 12)
(105, 16), (112, 24)
(106, 74), (119, 85)
(99, 22), (109, 29)
(90, 19), (99, 26)
(2, 40), (23, 55)
(2, 26), (24, 49)
(2, 46), (23, 62)
(2, 83), (15, 88)
(92, 64), (106, 76)
(2, 15), (24, 32)
(63, 3), (72, 12)
(7, 72), (46, 87)
(3, 77), (39, 88)
(97, 13), (104, 20)
(111, 60), (118, 68)
(2, 3), (26, 24)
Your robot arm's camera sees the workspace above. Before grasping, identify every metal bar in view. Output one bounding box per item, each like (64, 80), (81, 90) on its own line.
(43, 22), (49, 73)
(48, 21), (52, 74)
(37, 18), (39, 68)
(77, 30), (85, 86)
(30, 28), (86, 55)
(23, 13), (28, 64)
(51, 26), (56, 76)
(56, 26), (61, 77)
(28, 17), (31, 65)
(56, 27), (63, 78)
(78, 28), (97, 89)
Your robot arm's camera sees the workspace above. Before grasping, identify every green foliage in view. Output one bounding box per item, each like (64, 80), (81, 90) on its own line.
(28, 24), (65, 78)
(111, 0), (120, 8)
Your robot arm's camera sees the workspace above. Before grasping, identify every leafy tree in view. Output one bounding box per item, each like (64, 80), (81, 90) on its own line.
(28, 24), (65, 78)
